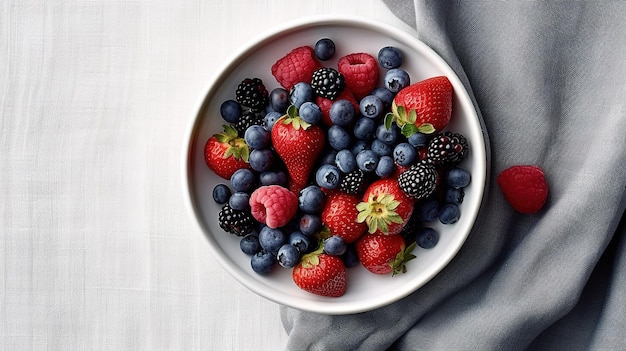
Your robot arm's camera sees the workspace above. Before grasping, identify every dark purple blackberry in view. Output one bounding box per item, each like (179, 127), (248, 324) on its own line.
(426, 132), (468, 167)
(310, 67), (345, 100)
(232, 110), (264, 137)
(235, 78), (269, 111)
(339, 169), (370, 195)
(397, 162), (439, 200)
(399, 208), (421, 244)
(218, 203), (256, 236)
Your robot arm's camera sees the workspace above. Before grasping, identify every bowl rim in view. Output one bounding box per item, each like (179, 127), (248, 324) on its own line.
(181, 14), (488, 315)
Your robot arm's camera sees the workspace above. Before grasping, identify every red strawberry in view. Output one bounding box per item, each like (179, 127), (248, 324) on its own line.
(321, 192), (367, 243)
(497, 165), (549, 214)
(271, 106), (325, 193)
(316, 89), (359, 126)
(356, 179), (415, 236)
(337, 53), (379, 100)
(385, 76), (453, 136)
(356, 233), (416, 275)
(204, 125), (250, 179)
(292, 248), (346, 297)
(271, 46), (322, 90)
(249, 185), (298, 228)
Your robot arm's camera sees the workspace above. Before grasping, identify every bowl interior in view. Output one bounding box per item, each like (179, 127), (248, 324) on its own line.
(183, 16), (487, 315)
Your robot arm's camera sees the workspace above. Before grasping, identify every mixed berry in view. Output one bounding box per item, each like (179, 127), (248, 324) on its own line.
(203, 38), (473, 297)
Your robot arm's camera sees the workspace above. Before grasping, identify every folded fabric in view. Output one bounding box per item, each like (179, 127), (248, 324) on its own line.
(281, 2), (626, 350)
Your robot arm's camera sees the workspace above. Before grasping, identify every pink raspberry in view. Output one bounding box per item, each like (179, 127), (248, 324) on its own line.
(249, 185), (298, 228)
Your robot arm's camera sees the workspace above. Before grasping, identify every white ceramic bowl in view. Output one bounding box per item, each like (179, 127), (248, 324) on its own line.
(182, 15), (487, 315)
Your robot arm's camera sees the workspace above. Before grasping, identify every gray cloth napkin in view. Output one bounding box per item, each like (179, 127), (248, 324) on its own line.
(281, 2), (626, 350)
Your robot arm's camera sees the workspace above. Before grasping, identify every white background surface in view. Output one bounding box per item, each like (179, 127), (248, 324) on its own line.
(0, 1), (412, 350)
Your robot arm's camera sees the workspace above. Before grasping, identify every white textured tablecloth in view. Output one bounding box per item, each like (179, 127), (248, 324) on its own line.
(0, 1), (409, 350)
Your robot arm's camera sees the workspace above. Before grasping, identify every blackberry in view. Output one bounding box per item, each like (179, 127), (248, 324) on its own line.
(397, 162), (439, 200)
(218, 203), (256, 236)
(232, 110), (264, 137)
(310, 67), (345, 100)
(399, 208), (421, 244)
(339, 169), (370, 195)
(426, 132), (469, 167)
(235, 78), (269, 111)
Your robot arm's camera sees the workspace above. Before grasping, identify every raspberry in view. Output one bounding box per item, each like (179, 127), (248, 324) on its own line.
(271, 46), (322, 90)
(249, 185), (298, 228)
(337, 52), (379, 100)
(497, 165), (549, 214)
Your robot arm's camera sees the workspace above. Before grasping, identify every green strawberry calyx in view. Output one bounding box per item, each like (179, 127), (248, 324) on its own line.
(356, 193), (404, 234)
(299, 244), (325, 269)
(391, 242), (417, 276)
(279, 105), (312, 130)
(214, 124), (249, 162)
(384, 101), (436, 137)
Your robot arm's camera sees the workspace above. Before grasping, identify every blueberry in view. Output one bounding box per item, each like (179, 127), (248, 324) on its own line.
(240, 234), (262, 255)
(299, 214), (322, 236)
(220, 100), (242, 123)
(393, 142), (417, 167)
(446, 167), (471, 189)
(385, 68), (411, 93)
(335, 149), (357, 173)
(289, 230), (312, 253)
(359, 95), (384, 119)
(416, 227), (439, 249)
(269, 88), (290, 113)
(298, 185), (326, 214)
(324, 235), (347, 256)
(351, 141), (370, 155)
(439, 203), (460, 224)
(371, 87), (395, 109)
(320, 149), (338, 165)
(251, 250), (276, 275)
(371, 139), (392, 156)
(418, 198), (440, 222)
(315, 164), (341, 189)
(277, 244), (301, 268)
(341, 244), (359, 268)
(299, 101), (322, 124)
(229, 191), (250, 211)
(408, 132), (430, 147)
(314, 38), (335, 61)
(353, 117), (377, 141)
(264, 111), (282, 131)
(258, 226), (286, 254)
(244, 125), (270, 149)
(376, 124), (400, 145)
(329, 100), (356, 126)
(212, 184), (231, 204)
(230, 168), (256, 192)
(356, 149), (379, 172)
(248, 148), (274, 172)
(445, 187), (465, 204)
(378, 46), (404, 69)
(375, 155), (395, 178)
(289, 82), (314, 108)
(259, 171), (287, 186)
(327, 125), (351, 150)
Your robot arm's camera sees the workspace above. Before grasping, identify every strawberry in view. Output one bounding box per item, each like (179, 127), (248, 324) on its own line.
(316, 89), (359, 126)
(337, 53), (379, 100)
(292, 247), (346, 297)
(271, 106), (325, 193)
(385, 76), (453, 137)
(271, 46), (322, 90)
(321, 192), (367, 243)
(356, 233), (416, 275)
(204, 125), (250, 179)
(497, 165), (549, 214)
(356, 179), (415, 236)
